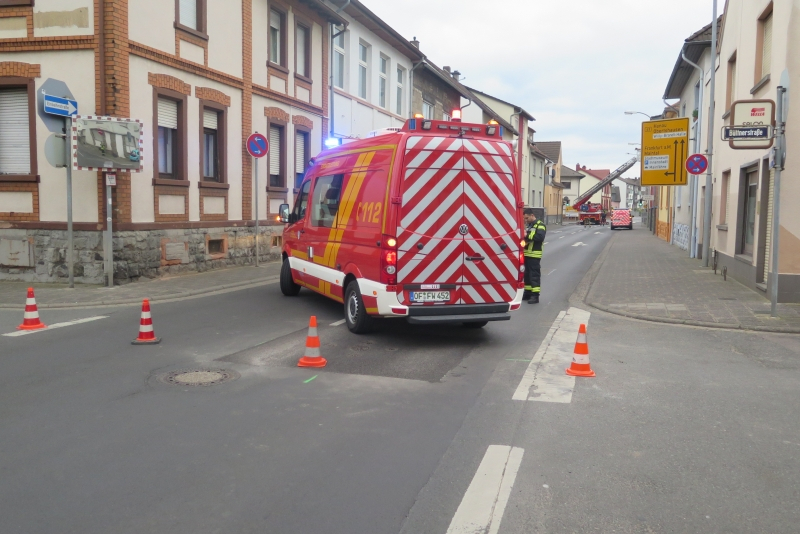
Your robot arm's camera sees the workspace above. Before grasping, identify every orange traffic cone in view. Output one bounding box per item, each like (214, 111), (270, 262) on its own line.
(566, 323), (595, 377)
(131, 299), (161, 344)
(298, 316), (327, 368)
(17, 287), (46, 330)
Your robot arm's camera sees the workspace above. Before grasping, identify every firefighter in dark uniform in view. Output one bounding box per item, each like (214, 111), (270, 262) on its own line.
(523, 208), (546, 304)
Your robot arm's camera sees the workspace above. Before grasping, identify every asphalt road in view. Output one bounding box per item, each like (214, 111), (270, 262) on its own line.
(2, 222), (798, 533)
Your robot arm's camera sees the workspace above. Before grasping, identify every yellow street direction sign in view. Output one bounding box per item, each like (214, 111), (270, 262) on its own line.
(641, 117), (690, 186)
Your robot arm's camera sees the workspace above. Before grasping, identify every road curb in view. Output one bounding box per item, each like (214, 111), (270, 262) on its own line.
(0, 276), (280, 310)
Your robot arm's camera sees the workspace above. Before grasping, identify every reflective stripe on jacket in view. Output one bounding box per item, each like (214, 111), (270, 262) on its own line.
(524, 220), (546, 258)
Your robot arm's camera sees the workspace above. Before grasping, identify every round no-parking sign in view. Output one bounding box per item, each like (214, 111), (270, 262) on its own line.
(685, 153), (708, 175)
(246, 132), (269, 158)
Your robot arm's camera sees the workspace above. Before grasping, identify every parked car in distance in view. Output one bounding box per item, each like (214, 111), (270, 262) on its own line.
(610, 208), (633, 230)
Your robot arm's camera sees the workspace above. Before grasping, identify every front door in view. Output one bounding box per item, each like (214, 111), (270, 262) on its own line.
(741, 170), (758, 256)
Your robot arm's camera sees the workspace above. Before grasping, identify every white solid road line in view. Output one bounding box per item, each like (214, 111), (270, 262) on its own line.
(446, 445), (524, 534)
(329, 319), (346, 326)
(513, 307), (591, 403)
(594, 231), (602, 234)
(3, 316), (108, 337)
(571, 242), (587, 247)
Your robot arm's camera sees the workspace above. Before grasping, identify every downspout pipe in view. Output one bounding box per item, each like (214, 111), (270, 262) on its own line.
(681, 46), (706, 258)
(409, 60), (424, 118)
(702, 1), (718, 267)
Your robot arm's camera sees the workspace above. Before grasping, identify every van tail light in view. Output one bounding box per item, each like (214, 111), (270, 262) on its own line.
(380, 235), (398, 285)
(518, 251), (525, 283)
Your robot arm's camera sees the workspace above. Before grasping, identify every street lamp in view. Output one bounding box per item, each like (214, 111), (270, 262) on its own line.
(624, 111), (651, 119)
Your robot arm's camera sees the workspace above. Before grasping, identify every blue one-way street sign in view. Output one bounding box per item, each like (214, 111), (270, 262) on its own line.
(43, 93), (78, 118)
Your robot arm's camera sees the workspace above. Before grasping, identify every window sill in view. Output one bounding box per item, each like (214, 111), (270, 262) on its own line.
(294, 73), (312, 85)
(750, 74), (770, 95)
(153, 178), (191, 187)
(198, 181), (229, 190)
(267, 186), (289, 193)
(734, 253), (753, 264)
(268, 62), (290, 75)
(722, 110), (731, 120)
(717, 224), (728, 231)
(0, 174), (39, 183)
(0, 0), (34, 5)
(174, 23), (208, 41)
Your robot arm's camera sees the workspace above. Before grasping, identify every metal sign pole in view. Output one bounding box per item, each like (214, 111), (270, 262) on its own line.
(105, 182), (113, 286)
(702, 0), (717, 267)
(66, 117), (74, 288)
(770, 86), (786, 317)
(254, 155), (259, 267)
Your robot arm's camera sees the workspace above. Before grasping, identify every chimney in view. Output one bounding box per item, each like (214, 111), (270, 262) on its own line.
(411, 36), (420, 49)
(443, 66), (451, 73)
(576, 163), (580, 171)
(452, 70), (461, 81)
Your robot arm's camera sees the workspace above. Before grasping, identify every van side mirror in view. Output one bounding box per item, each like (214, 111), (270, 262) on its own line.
(279, 204), (290, 224)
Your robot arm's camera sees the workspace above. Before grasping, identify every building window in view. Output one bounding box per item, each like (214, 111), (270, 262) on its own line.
(443, 112), (451, 121)
(295, 130), (308, 189)
(726, 52), (737, 111)
(422, 100), (433, 120)
(296, 24), (310, 78)
(378, 55), (388, 109)
(740, 169), (758, 255)
(720, 170), (730, 224)
(200, 104), (225, 183)
(358, 42), (369, 100)
(269, 9), (286, 67)
(333, 28), (345, 89)
(0, 84), (36, 178)
(561, 181), (571, 190)
(157, 97), (181, 178)
(758, 10), (773, 81)
(176, 0), (205, 34)
(396, 66), (404, 116)
(311, 174), (344, 228)
(269, 124), (285, 188)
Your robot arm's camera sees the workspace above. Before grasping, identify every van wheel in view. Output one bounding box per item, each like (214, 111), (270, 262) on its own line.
(280, 259), (301, 296)
(463, 321), (488, 329)
(345, 281), (374, 334)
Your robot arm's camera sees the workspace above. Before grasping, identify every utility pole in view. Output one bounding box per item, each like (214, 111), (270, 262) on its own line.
(702, 0), (717, 267)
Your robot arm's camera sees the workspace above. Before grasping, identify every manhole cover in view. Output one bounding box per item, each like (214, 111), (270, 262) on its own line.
(160, 368), (239, 387)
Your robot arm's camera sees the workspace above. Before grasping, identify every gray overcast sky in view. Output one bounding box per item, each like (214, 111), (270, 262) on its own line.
(366, 0), (714, 177)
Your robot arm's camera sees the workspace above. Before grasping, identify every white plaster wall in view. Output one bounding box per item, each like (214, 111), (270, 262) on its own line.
(207, 0), (242, 78)
(311, 22), (323, 107)
(0, 18), (27, 40)
(4, 50), (100, 223)
(252, 0), (270, 87)
(129, 0), (175, 55)
(179, 40), (205, 64)
(33, 0), (93, 38)
(129, 55), (244, 223)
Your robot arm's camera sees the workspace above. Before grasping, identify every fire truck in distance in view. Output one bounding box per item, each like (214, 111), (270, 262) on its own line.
(572, 156), (639, 225)
(277, 113), (526, 333)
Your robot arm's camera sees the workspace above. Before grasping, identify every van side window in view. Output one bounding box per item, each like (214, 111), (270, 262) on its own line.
(311, 174), (344, 228)
(293, 180), (311, 220)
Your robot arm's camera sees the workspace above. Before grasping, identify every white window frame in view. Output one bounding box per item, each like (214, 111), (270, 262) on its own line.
(395, 66), (405, 116)
(378, 54), (388, 109)
(422, 100), (434, 120)
(358, 41), (369, 100)
(333, 27), (346, 90)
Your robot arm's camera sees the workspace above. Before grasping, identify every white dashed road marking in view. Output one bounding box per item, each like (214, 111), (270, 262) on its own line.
(330, 319), (346, 326)
(446, 445), (524, 534)
(513, 307), (591, 403)
(571, 242), (587, 247)
(3, 316), (108, 337)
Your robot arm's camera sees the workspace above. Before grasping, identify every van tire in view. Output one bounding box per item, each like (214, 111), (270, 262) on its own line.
(280, 259), (301, 296)
(345, 281), (374, 334)
(463, 321), (488, 329)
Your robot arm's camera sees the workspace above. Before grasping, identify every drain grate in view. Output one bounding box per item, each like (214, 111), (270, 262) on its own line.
(159, 368), (239, 387)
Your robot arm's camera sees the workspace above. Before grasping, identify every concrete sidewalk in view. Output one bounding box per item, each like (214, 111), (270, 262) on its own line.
(585, 225), (800, 333)
(0, 262), (281, 309)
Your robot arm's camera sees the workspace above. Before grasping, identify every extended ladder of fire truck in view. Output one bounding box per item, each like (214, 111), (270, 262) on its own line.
(572, 156), (639, 210)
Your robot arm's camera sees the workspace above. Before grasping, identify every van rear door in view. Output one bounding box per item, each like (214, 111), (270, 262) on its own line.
(460, 138), (519, 304)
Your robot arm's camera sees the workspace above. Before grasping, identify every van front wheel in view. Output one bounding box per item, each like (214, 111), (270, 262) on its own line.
(345, 281), (374, 334)
(280, 259), (301, 296)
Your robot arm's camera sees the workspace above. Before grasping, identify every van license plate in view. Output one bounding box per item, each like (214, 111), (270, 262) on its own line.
(410, 291), (450, 302)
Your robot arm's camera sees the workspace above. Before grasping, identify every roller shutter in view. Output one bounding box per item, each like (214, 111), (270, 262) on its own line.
(158, 99), (178, 129)
(269, 126), (281, 176)
(203, 109), (218, 130)
(0, 88), (31, 175)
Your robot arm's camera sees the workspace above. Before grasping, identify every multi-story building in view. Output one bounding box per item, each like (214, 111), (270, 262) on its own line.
(0, 0), (346, 283)
(533, 141), (565, 225)
(709, 0), (800, 301)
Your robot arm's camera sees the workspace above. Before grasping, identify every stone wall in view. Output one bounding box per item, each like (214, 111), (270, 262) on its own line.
(0, 225), (283, 285)
(672, 223), (690, 251)
(412, 69), (460, 120)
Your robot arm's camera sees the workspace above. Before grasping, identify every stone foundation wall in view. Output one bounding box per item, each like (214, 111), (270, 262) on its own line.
(0, 225), (284, 285)
(672, 223), (690, 251)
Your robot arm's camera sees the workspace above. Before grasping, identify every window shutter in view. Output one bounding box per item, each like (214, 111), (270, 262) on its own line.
(295, 132), (306, 173)
(269, 126), (281, 175)
(203, 109), (218, 130)
(158, 99), (178, 129)
(762, 15), (773, 77)
(179, 0), (198, 30)
(0, 88), (31, 175)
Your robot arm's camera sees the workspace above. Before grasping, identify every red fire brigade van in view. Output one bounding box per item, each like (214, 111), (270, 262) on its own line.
(278, 117), (525, 333)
